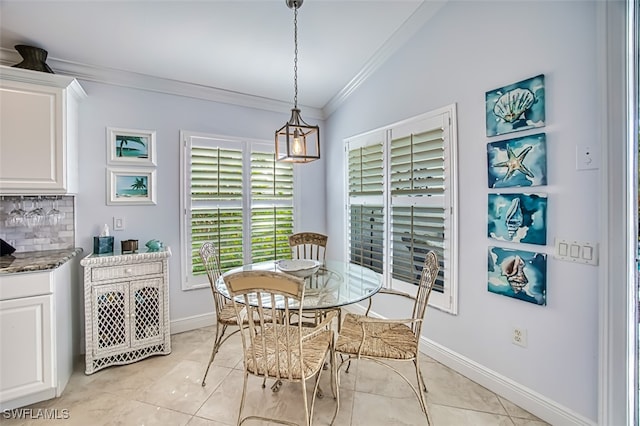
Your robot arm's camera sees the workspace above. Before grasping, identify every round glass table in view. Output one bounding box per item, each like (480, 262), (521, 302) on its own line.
(216, 259), (383, 311)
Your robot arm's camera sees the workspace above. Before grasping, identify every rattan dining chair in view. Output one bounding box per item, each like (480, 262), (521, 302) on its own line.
(223, 270), (338, 426)
(198, 242), (244, 387)
(289, 232), (328, 264)
(288, 232), (331, 327)
(333, 250), (439, 425)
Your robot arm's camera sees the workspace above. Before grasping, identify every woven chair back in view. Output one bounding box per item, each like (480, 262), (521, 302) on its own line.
(288, 232), (328, 262)
(223, 270), (306, 381)
(413, 250), (439, 334)
(199, 242), (227, 317)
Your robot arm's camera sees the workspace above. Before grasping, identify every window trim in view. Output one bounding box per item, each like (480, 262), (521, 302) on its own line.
(344, 104), (459, 314)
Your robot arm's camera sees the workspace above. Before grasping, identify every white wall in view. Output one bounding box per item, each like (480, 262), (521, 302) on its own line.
(75, 83), (326, 325)
(325, 1), (600, 423)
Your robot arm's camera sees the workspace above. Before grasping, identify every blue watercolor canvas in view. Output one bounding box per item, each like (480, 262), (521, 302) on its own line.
(486, 74), (545, 137)
(488, 193), (547, 245)
(488, 246), (547, 306)
(487, 133), (547, 188)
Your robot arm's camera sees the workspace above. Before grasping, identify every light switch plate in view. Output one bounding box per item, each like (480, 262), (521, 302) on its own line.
(554, 238), (598, 265)
(113, 216), (125, 231)
(576, 145), (599, 170)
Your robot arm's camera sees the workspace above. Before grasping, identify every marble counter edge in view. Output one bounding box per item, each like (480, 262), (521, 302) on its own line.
(0, 248), (83, 274)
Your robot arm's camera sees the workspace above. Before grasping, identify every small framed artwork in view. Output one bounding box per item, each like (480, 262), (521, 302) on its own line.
(107, 127), (156, 166)
(488, 246), (547, 306)
(107, 167), (156, 205)
(487, 133), (547, 188)
(486, 74), (545, 137)
(488, 193), (547, 245)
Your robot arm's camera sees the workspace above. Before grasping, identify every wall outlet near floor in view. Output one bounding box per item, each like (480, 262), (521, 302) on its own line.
(512, 327), (527, 348)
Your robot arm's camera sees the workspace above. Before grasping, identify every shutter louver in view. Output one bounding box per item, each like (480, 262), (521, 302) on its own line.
(191, 147), (243, 200)
(390, 129), (444, 196)
(191, 207), (244, 272)
(391, 206), (445, 292)
(349, 143), (383, 196)
(349, 205), (384, 273)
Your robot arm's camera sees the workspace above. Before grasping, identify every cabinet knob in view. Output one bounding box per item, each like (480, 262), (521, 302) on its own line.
(125, 268), (133, 274)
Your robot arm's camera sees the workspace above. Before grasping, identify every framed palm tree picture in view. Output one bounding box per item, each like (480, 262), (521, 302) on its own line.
(107, 127), (156, 166)
(107, 167), (156, 205)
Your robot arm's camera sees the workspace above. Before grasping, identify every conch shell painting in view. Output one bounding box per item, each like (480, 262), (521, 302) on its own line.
(488, 193), (547, 245)
(486, 74), (545, 137)
(501, 255), (528, 293)
(505, 198), (524, 238)
(488, 247), (546, 306)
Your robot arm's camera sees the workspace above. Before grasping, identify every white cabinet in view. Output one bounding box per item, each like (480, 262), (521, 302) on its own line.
(81, 249), (171, 374)
(0, 65), (86, 194)
(0, 259), (78, 410)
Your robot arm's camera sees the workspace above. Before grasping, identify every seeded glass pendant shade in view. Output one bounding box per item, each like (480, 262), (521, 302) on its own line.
(275, 0), (320, 163)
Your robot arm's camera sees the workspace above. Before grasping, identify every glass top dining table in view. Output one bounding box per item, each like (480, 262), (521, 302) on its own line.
(216, 260), (383, 311)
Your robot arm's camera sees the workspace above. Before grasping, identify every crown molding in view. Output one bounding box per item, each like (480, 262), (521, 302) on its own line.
(322, 1), (447, 118)
(0, 48), (324, 120)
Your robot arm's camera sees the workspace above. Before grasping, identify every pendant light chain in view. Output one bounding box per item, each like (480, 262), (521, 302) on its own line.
(293, 5), (298, 109)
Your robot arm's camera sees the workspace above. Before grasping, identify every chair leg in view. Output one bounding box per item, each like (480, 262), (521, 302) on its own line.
(413, 359), (428, 392)
(330, 343), (340, 425)
(413, 361), (431, 425)
(202, 323), (228, 387)
(237, 371), (249, 426)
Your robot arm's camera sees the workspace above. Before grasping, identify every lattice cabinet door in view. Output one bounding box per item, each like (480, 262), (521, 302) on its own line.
(81, 248), (171, 374)
(92, 283), (130, 357)
(130, 278), (163, 348)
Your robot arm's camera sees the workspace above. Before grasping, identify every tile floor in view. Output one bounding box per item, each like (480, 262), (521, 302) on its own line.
(2, 326), (549, 425)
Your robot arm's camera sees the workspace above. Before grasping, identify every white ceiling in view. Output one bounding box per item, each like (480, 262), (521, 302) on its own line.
(0, 0), (445, 117)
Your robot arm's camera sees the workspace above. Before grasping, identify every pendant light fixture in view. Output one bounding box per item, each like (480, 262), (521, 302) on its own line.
(275, 0), (320, 163)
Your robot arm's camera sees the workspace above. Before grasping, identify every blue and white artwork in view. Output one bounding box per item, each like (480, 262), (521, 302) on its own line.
(488, 246), (547, 306)
(488, 193), (547, 245)
(487, 133), (547, 188)
(486, 74), (545, 137)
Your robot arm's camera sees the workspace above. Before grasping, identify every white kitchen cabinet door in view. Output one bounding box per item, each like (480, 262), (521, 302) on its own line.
(0, 294), (54, 402)
(0, 65), (86, 194)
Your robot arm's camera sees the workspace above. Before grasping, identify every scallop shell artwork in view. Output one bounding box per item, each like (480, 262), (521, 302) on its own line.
(501, 255), (528, 293)
(485, 74), (545, 137)
(493, 88), (535, 123)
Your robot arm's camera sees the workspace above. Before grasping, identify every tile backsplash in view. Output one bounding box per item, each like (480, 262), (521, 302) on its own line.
(0, 195), (75, 252)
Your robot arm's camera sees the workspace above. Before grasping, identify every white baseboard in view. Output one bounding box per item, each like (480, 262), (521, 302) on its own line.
(420, 337), (596, 426)
(170, 313), (216, 334)
(343, 303), (596, 426)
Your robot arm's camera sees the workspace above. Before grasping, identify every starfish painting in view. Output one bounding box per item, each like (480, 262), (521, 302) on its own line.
(494, 145), (534, 180)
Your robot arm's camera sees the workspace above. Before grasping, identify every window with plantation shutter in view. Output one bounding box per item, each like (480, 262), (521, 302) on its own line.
(345, 105), (458, 314)
(180, 132), (295, 290)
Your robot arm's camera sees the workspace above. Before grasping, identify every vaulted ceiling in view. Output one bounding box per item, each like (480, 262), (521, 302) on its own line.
(0, 1), (445, 117)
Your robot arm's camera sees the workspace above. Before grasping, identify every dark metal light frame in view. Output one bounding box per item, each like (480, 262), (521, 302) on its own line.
(275, 0), (320, 163)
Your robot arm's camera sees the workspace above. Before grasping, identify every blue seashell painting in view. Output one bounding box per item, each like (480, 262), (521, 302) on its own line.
(486, 74), (545, 137)
(488, 246), (547, 306)
(487, 133), (547, 188)
(488, 193), (547, 245)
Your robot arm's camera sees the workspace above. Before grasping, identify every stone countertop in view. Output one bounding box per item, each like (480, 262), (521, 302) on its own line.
(0, 248), (83, 274)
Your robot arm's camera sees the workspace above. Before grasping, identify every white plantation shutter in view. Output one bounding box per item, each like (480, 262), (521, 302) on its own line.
(347, 136), (385, 273)
(345, 105), (458, 314)
(250, 151), (294, 263)
(181, 133), (295, 290)
(390, 126), (446, 292)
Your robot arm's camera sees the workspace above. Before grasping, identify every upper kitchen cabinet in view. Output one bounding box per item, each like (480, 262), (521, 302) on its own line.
(0, 66), (86, 195)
